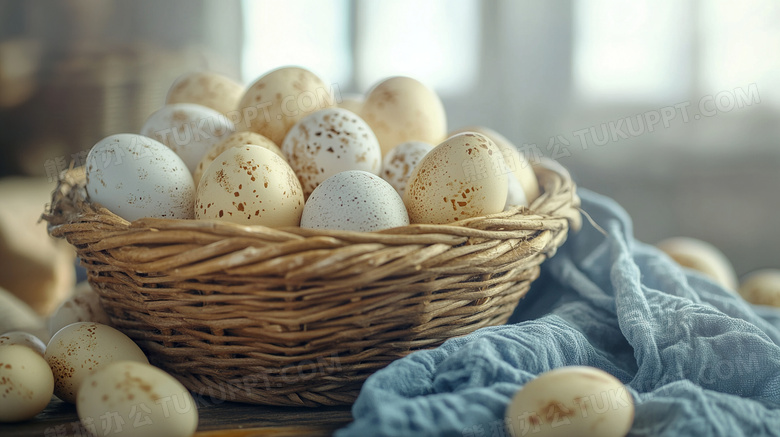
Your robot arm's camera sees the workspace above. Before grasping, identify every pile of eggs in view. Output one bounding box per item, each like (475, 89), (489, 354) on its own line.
(84, 67), (541, 231)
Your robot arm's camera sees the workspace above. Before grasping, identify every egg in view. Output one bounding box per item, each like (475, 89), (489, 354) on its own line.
(237, 66), (336, 145)
(48, 282), (111, 339)
(655, 237), (738, 291)
(85, 134), (196, 221)
(0, 345), (54, 422)
(361, 76), (447, 155)
(380, 141), (434, 197)
(140, 103), (236, 173)
(192, 131), (284, 187)
(403, 133), (508, 225)
(300, 170), (409, 232)
(450, 126), (540, 208)
(45, 322), (149, 403)
(0, 331), (46, 357)
(196, 145), (304, 227)
(77, 361), (198, 437)
(739, 269), (780, 306)
(166, 71), (244, 116)
(338, 93), (364, 115)
(282, 107), (382, 198)
(505, 366), (634, 437)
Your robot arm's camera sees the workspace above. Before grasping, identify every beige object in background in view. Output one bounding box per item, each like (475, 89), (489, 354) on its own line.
(166, 70), (244, 116)
(656, 237), (738, 292)
(0, 177), (76, 315)
(739, 269), (780, 307)
(0, 287), (47, 342)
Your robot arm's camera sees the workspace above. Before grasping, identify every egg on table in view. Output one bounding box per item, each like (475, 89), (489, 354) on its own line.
(0, 331), (46, 356)
(237, 66), (336, 145)
(403, 132), (508, 224)
(738, 269), (780, 307)
(282, 107), (382, 198)
(140, 103), (235, 173)
(166, 71), (244, 116)
(505, 366), (634, 437)
(300, 170), (409, 232)
(192, 131), (284, 187)
(85, 133), (196, 221)
(48, 281), (111, 339)
(45, 322), (149, 403)
(0, 344), (54, 422)
(381, 141), (434, 197)
(78, 361), (198, 437)
(361, 76), (447, 156)
(196, 145), (304, 227)
(655, 237), (738, 292)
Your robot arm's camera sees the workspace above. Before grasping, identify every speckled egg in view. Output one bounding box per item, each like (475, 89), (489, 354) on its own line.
(450, 126), (540, 208)
(0, 331), (46, 357)
(45, 322), (149, 404)
(300, 170), (409, 232)
(140, 103), (235, 173)
(361, 76), (447, 155)
(78, 361), (198, 437)
(282, 107), (382, 198)
(193, 131), (285, 187)
(166, 71), (244, 116)
(403, 133), (508, 224)
(381, 141), (434, 197)
(48, 282), (111, 340)
(0, 345), (54, 422)
(237, 66), (336, 145)
(505, 366), (634, 437)
(196, 145), (304, 227)
(85, 134), (196, 221)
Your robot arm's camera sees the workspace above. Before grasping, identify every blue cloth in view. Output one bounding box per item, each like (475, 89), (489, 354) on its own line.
(335, 189), (780, 437)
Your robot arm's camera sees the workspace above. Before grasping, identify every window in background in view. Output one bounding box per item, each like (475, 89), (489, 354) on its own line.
(241, 0), (352, 86)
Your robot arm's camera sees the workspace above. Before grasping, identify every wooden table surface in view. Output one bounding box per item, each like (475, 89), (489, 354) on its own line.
(0, 397), (354, 437)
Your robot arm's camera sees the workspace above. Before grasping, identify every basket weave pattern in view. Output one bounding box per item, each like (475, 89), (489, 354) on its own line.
(44, 164), (581, 407)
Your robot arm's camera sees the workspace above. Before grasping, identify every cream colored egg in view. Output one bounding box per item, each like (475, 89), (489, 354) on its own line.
(196, 145), (304, 227)
(0, 345), (54, 422)
(739, 269), (780, 306)
(77, 361), (198, 437)
(0, 331), (46, 356)
(166, 71), (244, 116)
(48, 282), (111, 340)
(381, 141), (434, 197)
(403, 133), (508, 225)
(300, 171), (409, 232)
(85, 134), (196, 221)
(140, 103), (236, 173)
(282, 107), (382, 198)
(656, 237), (738, 292)
(338, 93), (364, 115)
(505, 366), (634, 437)
(450, 126), (540, 207)
(45, 322), (149, 403)
(361, 76), (447, 155)
(237, 66), (336, 145)
(193, 131), (284, 187)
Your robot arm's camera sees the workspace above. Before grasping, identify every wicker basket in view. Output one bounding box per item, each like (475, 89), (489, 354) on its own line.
(43, 161), (581, 407)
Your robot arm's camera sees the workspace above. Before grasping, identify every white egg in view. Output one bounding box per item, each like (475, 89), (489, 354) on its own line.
(48, 282), (111, 339)
(0, 345), (54, 422)
(282, 107), (382, 198)
(0, 331), (46, 357)
(380, 141), (434, 197)
(85, 134), (196, 221)
(739, 269), (780, 307)
(301, 170), (409, 232)
(505, 366), (634, 437)
(140, 103), (236, 173)
(656, 237), (738, 292)
(78, 361), (198, 437)
(45, 322), (149, 403)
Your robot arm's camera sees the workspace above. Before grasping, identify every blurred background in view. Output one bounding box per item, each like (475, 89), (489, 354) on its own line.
(0, 0), (778, 276)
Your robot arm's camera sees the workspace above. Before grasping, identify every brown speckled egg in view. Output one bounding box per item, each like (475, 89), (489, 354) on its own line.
(0, 331), (46, 356)
(193, 131), (284, 187)
(166, 71), (244, 116)
(403, 133), (508, 225)
(381, 141), (434, 197)
(237, 66), (336, 145)
(45, 322), (148, 404)
(196, 145), (304, 227)
(0, 345), (54, 422)
(300, 170), (409, 232)
(361, 76), (447, 156)
(78, 361), (198, 437)
(282, 107), (382, 198)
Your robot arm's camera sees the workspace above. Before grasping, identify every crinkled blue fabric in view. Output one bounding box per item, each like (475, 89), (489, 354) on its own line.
(335, 188), (780, 437)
